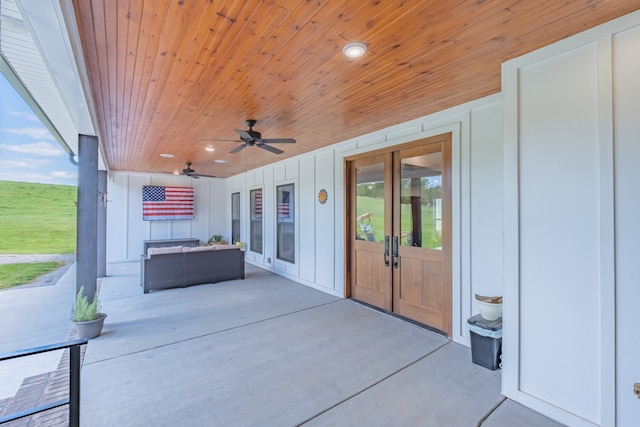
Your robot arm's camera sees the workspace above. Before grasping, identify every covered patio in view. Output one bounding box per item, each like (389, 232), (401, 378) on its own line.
(1, 261), (561, 426)
(2, 1), (640, 424)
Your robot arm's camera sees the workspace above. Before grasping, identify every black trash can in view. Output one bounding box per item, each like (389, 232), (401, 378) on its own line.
(467, 314), (502, 370)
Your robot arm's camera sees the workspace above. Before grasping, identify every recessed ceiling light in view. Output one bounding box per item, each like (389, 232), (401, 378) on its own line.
(160, 153), (174, 158)
(205, 146), (215, 152)
(214, 159), (226, 164)
(343, 42), (367, 58)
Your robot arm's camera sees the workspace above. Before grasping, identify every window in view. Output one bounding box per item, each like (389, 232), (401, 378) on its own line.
(276, 184), (295, 263)
(399, 152), (442, 249)
(231, 192), (240, 244)
(250, 189), (263, 254)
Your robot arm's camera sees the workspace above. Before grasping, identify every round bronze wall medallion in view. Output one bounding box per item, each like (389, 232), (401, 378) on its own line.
(318, 189), (328, 204)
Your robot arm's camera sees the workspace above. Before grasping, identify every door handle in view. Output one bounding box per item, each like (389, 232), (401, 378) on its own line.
(392, 236), (399, 269)
(384, 235), (390, 267)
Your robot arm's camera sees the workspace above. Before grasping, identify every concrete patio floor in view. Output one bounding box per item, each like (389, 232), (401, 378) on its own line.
(1, 260), (565, 426)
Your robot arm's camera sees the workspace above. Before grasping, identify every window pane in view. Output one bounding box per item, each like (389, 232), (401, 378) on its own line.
(355, 162), (384, 243)
(399, 152), (442, 249)
(231, 192), (240, 244)
(250, 189), (262, 254)
(276, 184), (294, 263)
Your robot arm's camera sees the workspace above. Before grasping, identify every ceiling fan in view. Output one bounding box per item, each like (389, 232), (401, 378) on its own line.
(226, 119), (296, 154)
(180, 162), (216, 179)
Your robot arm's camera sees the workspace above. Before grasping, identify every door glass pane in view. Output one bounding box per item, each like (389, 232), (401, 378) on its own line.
(276, 184), (295, 263)
(400, 152), (442, 249)
(355, 162), (384, 243)
(231, 192), (240, 244)
(250, 189), (262, 254)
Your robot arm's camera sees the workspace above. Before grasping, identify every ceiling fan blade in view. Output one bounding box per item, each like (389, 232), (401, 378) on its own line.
(257, 143), (284, 155)
(261, 138), (296, 144)
(230, 144), (247, 154)
(234, 129), (254, 142)
(182, 170), (200, 178)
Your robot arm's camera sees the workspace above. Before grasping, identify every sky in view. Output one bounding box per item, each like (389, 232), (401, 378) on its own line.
(0, 73), (77, 186)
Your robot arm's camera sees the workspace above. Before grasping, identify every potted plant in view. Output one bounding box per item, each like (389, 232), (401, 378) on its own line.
(71, 286), (107, 339)
(207, 234), (228, 245)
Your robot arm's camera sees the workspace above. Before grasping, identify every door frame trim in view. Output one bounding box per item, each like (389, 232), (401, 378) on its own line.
(344, 133), (454, 334)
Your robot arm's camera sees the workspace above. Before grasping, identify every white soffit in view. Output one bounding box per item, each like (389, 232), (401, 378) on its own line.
(1, 0), (103, 168)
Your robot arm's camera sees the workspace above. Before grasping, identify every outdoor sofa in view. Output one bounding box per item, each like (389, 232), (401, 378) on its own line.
(140, 244), (245, 293)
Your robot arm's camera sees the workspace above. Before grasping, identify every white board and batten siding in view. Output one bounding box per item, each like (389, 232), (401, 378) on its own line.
(106, 172), (225, 261)
(221, 94), (505, 344)
(613, 21), (640, 427)
(502, 10), (640, 427)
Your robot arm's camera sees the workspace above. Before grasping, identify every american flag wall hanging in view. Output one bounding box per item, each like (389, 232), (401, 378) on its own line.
(278, 191), (290, 219)
(142, 186), (194, 221)
(255, 190), (263, 219)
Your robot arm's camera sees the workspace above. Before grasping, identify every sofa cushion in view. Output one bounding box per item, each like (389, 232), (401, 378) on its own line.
(148, 246), (183, 256)
(212, 244), (241, 250)
(183, 245), (216, 252)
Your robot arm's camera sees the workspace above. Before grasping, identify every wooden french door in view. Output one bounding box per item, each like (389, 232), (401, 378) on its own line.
(349, 153), (393, 310)
(348, 134), (452, 336)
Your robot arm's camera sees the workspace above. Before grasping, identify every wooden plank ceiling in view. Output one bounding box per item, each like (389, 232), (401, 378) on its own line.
(72, 0), (639, 178)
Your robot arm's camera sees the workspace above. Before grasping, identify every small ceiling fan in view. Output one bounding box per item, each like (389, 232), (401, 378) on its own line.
(180, 162), (216, 179)
(224, 119), (296, 154)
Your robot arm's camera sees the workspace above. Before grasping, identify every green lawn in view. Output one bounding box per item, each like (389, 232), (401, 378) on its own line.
(0, 261), (64, 289)
(356, 195), (442, 247)
(355, 196), (386, 241)
(0, 181), (77, 254)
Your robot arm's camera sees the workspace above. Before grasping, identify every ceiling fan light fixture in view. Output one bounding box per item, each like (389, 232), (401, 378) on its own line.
(214, 159), (226, 164)
(160, 153), (174, 158)
(229, 119), (296, 155)
(343, 42), (367, 58)
(205, 146), (215, 152)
